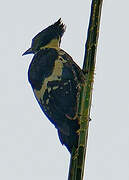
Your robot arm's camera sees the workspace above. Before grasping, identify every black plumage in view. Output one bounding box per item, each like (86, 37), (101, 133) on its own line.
(23, 19), (85, 153)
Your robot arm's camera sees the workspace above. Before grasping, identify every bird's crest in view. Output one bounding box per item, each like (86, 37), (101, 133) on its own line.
(51, 18), (66, 38)
(22, 19), (66, 55)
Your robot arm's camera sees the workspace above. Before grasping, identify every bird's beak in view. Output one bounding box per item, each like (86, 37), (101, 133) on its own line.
(22, 48), (33, 56)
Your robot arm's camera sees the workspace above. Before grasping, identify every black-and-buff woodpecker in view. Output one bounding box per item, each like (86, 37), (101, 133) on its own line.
(22, 19), (85, 153)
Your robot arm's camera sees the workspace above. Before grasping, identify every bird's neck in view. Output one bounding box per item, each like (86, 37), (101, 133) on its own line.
(40, 38), (60, 50)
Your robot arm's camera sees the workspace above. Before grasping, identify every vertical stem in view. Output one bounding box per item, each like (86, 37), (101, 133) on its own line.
(68, 0), (103, 179)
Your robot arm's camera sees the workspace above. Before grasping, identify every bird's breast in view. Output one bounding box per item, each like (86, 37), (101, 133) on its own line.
(34, 58), (66, 104)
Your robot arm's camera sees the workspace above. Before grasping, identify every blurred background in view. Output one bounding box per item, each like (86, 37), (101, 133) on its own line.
(0, 0), (129, 179)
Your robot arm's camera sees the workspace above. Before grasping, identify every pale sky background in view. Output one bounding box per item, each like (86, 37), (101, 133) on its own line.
(0, 0), (129, 180)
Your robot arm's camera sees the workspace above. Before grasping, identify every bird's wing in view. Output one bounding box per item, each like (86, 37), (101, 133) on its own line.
(32, 49), (85, 134)
(42, 50), (85, 121)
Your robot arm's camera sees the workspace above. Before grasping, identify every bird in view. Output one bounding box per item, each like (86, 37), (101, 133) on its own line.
(22, 19), (85, 153)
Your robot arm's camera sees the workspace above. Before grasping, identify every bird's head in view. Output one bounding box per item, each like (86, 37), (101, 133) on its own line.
(22, 18), (66, 56)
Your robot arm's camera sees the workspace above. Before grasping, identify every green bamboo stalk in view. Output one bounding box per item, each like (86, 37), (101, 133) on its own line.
(68, 0), (103, 179)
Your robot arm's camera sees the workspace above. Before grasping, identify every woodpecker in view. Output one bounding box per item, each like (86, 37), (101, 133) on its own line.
(22, 19), (85, 153)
